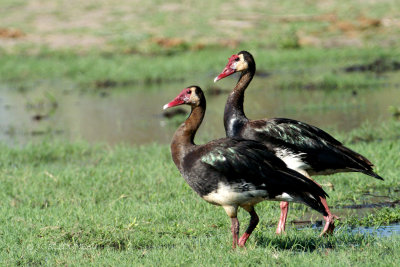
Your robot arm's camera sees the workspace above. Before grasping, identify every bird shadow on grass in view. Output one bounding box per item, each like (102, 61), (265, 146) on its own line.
(252, 230), (375, 252)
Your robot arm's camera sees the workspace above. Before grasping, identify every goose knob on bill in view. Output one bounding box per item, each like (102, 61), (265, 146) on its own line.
(163, 85), (330, 248)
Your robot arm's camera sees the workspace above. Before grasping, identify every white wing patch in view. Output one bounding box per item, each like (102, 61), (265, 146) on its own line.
(275, 148), (309, 171)
(274, 192), (296, 202)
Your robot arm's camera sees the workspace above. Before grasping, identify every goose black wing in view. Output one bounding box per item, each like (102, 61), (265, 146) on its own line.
(183, 138), (328, 199)
(245, 118), (382, 179)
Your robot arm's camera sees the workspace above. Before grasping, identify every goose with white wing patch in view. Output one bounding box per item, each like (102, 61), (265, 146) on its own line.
(164, 86), (329, 248)
(214, 51), (383, 236)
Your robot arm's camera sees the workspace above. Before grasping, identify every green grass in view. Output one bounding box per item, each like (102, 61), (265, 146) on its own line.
(0, 121), (399, 265)
(338, 207), (400, 227)
(1, 47), (400, 92)
(1, 0), (400, 265)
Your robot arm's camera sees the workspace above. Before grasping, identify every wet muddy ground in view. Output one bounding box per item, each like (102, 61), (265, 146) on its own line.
(299, 220), (400, 238)
(299, 221), (400, 238)
(293, 189), (400, 237)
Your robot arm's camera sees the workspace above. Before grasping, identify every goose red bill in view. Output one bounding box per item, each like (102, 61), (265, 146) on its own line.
(163, 88), (190, 109)
(214, 54), (240, 82)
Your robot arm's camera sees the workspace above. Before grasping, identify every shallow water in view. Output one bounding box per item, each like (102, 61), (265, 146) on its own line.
(349, 223), (400, 237)
(300, 221), (400, 237)
(0, 75), (399, 145)
(295, 196), (400, 237)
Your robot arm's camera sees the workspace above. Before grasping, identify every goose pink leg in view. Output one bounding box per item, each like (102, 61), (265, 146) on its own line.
(276, 186), (339, 236)
(230, 217), (240, 249)
(276, 201), (289, 234)
(311, 179), (339, 236)
(238, 208), (259, 247)
(319, 196), (339, 236)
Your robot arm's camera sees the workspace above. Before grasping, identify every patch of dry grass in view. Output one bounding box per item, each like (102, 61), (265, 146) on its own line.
(0, 0), (399, 53)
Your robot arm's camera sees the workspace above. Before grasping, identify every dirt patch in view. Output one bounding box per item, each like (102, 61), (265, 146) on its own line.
(26, 34), (107, 50)
(151, 37), (187, 49)
(272, 13), (382, 31)
(1, 1), (397, 51)
(329, 16), (381, 33)
(0, 28), (25, 38)
(273, 13), (337, 23)
(0, 0), (111, 50)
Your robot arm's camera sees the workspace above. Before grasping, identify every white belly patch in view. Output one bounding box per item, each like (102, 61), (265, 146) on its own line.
(203, 182), (267, 206)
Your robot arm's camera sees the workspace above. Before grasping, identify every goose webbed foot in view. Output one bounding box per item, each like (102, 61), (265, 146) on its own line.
(319, 197), (339, 236)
